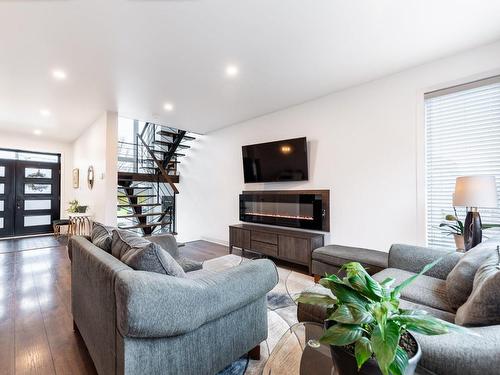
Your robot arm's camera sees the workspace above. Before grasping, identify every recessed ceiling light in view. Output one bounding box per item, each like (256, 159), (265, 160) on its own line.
(40, 109), (51, 117)
(163, 102), (174, 112)
(52, 69), (67, 80)
(225, 65), (239, 77)
(33, 129), (42, 136)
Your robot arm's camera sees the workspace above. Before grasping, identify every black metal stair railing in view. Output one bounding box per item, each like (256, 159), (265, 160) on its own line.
(117, 121), (189, 235)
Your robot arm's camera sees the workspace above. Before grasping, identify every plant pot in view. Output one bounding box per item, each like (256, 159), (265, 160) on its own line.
(453, 234), (465, 252)
(325, 322), (422, 375)
(76, 205), (88, 213)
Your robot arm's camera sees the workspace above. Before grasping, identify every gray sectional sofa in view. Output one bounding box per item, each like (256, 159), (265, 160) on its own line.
(69, 234), (278, 375)
(299, 237), (500, 375)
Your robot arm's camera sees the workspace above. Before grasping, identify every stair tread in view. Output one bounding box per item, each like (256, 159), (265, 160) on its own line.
(157, 130), (195, 141)
(118, 221), (172, 230)
(117, 203), (161, 208)
(151, 141), (190, 150)
(120, 194), (156, 198)
(117, 186), (152, 190)
(118, 212), (171, 218)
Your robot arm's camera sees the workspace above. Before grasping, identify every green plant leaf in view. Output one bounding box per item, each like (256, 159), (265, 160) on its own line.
(328, 303), (374, 324)
(343, 262), (384, 301)
(391, 257), (444, 298)
(389, 346), (409, 375)
(355, 337), (373, 369)
(371, 302), (389, 337)
(320, 278), (371, 306)
(320, 323), (364, 346)
(380, 277), (395, 288)
(371, 321), (401, 375)
(294, 293), (337, 307)
(391, 314), (449, 335)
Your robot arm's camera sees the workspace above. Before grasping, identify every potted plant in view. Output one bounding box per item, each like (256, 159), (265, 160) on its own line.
(296, 260), (473, 375)
(68, 199), (79, 213)
(67, 199), (88, 214)
(439, 207), (464, 250)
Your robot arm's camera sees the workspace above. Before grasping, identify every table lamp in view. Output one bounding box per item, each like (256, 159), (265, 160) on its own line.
(453, 175), (498, 251)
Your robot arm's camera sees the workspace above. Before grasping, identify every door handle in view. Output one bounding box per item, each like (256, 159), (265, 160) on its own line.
(16, 199), (22, 210)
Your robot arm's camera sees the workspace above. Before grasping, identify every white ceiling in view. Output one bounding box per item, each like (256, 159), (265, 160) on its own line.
(1, 0), (500, 142)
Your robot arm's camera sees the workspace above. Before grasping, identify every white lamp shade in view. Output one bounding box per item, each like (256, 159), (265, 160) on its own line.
(453, 175), (498, 208)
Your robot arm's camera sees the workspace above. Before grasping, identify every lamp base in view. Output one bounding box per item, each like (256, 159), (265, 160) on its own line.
(464, 210), (482, 251)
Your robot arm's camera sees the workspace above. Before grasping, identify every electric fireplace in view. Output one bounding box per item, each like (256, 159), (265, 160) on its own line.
(239, 190), (330, 231)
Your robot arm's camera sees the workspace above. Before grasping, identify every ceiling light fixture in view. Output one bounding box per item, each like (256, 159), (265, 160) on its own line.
(225, 65), (239, 77)
(163, 102), (174, 112)
(52, 69), (67, 80)
(33, 129), (42, 136)
(40, 109), (51, 117)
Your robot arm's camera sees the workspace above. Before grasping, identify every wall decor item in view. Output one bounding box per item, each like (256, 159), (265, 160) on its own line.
(87, 166), (95, 190)
(72, 168), (79, 188)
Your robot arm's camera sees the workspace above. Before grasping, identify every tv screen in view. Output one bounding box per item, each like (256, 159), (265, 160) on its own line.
(242, 137), (308, 183)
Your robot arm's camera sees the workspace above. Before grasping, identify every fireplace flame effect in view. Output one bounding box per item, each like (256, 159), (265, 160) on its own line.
(246, 212), (314, 221)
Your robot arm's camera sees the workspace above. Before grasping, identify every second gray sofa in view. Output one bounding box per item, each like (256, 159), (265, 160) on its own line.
(298, 238), (500, 375)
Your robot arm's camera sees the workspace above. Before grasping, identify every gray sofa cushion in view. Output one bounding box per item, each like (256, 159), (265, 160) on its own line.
(455, 252), (500, 326)
(373, 268), (451, 312)
(90, 222), (114, 253)
(147, 234), (203, 272)
(112, 230), (186, 277)
(446, 240), (498, 310)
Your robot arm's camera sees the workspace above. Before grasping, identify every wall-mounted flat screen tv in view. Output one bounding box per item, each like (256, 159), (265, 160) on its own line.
(242, 137), (308, 183)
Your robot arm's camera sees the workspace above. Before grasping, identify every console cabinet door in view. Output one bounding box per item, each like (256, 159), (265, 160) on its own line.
(230, 227), (250, 249)
(278, 235), (310, 264)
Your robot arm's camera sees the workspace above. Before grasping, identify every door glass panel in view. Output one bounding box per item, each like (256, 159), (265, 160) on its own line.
(18, 153), (58, 163)
(0, 218), (3, 229)
(0, 200), (3, 211)
(0, 166), (4, 177)
(0, 183), (3, 194)
(25, 200), (51, 210)
(25, 183), (51, 195)
(24, 215), (51, 227)
(25, 168), (52, 179)
(0, 150), (16, 160)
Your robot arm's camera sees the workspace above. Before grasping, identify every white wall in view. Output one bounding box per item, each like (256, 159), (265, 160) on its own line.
(0, 131), (73, 218)
(72, 111), (118, 226)
(177, 41), (500, 251)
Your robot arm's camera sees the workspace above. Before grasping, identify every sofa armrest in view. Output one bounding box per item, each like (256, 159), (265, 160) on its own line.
(388, 244), (462, 280)
(67, 235), (91, 261)
(115, 259), (278, 338)
(416, 325), (500, 375)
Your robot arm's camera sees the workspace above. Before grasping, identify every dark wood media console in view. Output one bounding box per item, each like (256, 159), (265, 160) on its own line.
(229, 224), (324, 273)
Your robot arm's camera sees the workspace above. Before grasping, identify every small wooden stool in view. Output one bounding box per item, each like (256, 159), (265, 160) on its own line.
(53, 219), (70, 238)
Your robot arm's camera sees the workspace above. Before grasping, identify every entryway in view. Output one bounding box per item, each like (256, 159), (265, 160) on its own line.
(0, 148), (61, 238)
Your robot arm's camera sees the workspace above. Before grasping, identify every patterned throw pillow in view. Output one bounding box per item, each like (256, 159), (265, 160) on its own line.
(455, 251), (500, 326)
(90, 222), (114, 253)
(111, 230), (186, 277)
(446, 240), (497, 310)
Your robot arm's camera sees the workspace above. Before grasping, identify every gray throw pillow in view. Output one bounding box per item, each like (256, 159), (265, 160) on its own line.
(112, 230), (186, 277)
(455, 252), (500, 326)
(91, 222), (114, 253)
(446, 241), (497, 310)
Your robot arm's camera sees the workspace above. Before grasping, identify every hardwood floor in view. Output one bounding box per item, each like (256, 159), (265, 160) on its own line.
(0, 235), (305, 375)
(0, 235), (236, 375)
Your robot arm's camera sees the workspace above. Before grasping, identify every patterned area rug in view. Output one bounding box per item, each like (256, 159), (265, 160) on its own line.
(205, 255), (315, 375)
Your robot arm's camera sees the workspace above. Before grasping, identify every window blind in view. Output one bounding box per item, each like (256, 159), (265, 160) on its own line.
(425, 76), (500, 248)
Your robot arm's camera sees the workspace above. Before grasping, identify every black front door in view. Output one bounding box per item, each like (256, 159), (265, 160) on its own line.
(0, 157), (61, 237)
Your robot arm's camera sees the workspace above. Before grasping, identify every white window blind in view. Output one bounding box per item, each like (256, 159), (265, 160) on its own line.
(425, 76), (500, 248)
